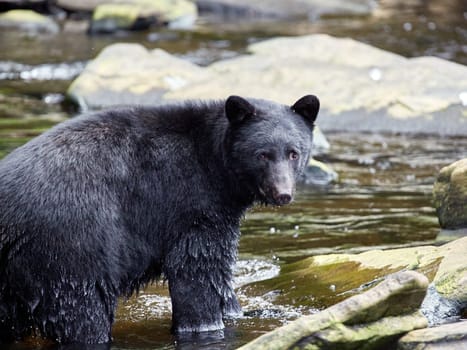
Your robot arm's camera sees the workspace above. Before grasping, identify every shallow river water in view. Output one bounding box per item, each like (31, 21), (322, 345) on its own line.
(1, 0), (466, 349)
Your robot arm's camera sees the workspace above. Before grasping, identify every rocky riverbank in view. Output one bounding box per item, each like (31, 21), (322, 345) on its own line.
(239, 236), (467, 349)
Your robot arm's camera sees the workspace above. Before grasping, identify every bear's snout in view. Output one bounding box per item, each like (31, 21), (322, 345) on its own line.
(274, 193), (292, 206)
(268, 161), (296, 206)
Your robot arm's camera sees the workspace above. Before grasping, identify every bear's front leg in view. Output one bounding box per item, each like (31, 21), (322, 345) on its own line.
(221, 282), (242, 318)
(167, 273), (225, 333)
(165, 230), (241, 333)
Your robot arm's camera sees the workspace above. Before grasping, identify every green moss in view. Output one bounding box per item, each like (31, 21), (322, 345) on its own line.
(435, 267), (467, 301)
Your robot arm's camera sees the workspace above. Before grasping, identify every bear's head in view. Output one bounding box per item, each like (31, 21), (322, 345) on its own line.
(225, 95), (319, 206)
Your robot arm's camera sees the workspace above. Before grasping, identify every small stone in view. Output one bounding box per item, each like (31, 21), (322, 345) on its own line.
(403, 22), (413, 31)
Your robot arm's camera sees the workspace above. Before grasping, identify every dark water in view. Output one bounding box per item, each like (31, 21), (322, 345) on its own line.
(1, 0), (466, 349)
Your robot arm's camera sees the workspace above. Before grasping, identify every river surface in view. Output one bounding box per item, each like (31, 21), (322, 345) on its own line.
(1, 0), (466, 349)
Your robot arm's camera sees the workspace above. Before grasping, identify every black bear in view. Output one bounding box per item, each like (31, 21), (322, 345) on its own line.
(0, 95), (319, 345)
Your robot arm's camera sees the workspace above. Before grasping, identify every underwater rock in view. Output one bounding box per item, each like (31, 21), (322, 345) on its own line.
(238, 271), (428, 350)
(0, 9), (59, 33)
(397, 320), (467, 350)
(433, 158), (467, 229)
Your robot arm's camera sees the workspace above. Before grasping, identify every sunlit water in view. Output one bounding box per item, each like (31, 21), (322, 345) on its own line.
(1, 0), (466, 349)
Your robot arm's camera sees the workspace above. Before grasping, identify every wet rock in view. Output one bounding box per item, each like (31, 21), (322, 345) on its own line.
(303, 127), (337, 185)
(88, 0), (197, 33)
(244, 237), (467, 326)
(310, 126), (330, 156)
(433, 158), (467, 229)
(195, 0), (375, 20)
(302, 158), (338, 186)
(421, 284), (464, 326)
(89, 3), (158, 33)
(239, 271), (429, 350)
(398, 320), (467, 350)
(0, 9), (59, 33)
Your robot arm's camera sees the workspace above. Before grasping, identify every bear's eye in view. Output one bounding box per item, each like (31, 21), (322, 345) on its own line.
(258, 153), (269, 161)
(289, 151), (299, 161)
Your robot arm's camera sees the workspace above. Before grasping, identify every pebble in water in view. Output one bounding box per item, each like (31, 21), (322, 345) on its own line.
(403, 22), (413, 31)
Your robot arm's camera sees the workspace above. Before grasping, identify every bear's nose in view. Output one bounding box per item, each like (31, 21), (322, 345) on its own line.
(275, 193), (292, 206)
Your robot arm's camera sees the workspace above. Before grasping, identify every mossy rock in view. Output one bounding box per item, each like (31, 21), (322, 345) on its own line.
(89, 0), (197, 33)
(0, 10), (59, 33)
(90, 3), (153, 33)
(243, 237), (466, 314)
(239, 271), (429, 350)
(433, 158), (467, 229)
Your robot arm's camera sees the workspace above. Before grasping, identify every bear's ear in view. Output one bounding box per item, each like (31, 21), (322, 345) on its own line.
(225, 95), (256, 124)
(291, 95), (320, 125)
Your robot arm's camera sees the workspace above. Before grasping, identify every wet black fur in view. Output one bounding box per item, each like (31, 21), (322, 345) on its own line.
(0, 96), (318, 344)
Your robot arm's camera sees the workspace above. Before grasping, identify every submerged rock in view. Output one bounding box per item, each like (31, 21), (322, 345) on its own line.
(239, 271), (428, 350)
(0, 9), (59, 33)
(433, 158), (467, 229)
(398, 320), (467, 350)
(68, 34), (467, 135)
